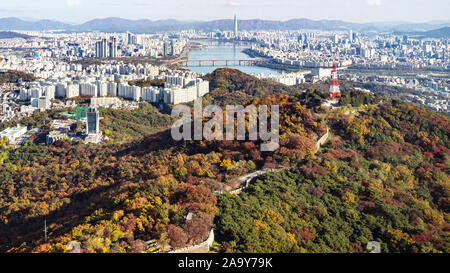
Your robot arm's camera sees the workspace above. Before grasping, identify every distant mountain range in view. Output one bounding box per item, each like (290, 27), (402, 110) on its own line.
(394, 27), (450, 38)
(0, 17), (449, 35)
(415, 27), (450, 38)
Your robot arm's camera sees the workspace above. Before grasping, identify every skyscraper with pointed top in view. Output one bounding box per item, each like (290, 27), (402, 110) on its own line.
(234, 14), (238, 39)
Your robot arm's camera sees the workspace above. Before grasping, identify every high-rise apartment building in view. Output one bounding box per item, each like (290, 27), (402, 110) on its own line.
(102, 39), (107, 58)
(96, 38), (115, 58)
(109, 38), (117, 58)
(163, 41), (173, 56)
(95, 41), (102, 58)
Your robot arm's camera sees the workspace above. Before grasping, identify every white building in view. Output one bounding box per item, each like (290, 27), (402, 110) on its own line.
(106, 82), (117, 96)
(0, 125), (27, 142)
(90, 97), (121, 108)
(117, 83), (141, 101)
(42, 85), (56, 99)
(80, 83), (98, 97)
(311, 68), (332, 80)
(162, 79), (209, 105)
(37, 97), (52, 110)
(96, 81), (108, 97)
(141, 87), (162, 103)
(66, 83), (80, 98)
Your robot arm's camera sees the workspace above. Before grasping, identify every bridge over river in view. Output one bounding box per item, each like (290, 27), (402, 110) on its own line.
(180, 58), (268, 67)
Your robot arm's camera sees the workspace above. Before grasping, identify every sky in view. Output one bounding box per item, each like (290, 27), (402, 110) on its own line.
(0, 0), (449, 24)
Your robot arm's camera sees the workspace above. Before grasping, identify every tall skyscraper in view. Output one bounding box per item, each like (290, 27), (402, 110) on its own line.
(102, 39), (107, 58)
(109, 38), (117, 58)
(234, 14), (238, 38)
(127, 32), (138, 45)
(163, 41), (173, 56)
(349, 30), (353, 43)
(86, 107), (100, 135)
(95, 41), (102, 58)
(96, 37), (117, 58)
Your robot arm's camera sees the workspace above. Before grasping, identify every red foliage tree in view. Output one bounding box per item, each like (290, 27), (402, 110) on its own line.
(171, 184), (217, 215)
(166, 224), (188, 249)
(182, 214), (212, 244)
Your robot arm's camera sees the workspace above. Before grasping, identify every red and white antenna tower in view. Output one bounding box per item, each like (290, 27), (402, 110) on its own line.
(328, 65), (341, 100)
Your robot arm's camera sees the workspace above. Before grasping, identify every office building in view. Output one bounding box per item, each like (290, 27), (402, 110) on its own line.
(86, 107), (100, 135)
(85, 107), (101, 144)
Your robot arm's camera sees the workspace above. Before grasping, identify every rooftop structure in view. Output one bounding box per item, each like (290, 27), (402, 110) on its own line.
(0, 125), (27, 142)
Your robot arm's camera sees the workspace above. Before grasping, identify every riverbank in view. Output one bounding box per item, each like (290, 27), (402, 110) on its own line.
(181, 40), (281, 75)
(242, 48), (303, 73)
(176, 41), (205, 61)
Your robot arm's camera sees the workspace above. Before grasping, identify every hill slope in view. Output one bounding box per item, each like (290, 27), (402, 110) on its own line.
(0, 69), (448, 253)
(202, 68), (299, 105)
(216, 99), (450, 253)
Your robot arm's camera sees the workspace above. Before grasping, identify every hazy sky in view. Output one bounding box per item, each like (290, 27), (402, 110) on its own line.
(1, 0), (449, 24)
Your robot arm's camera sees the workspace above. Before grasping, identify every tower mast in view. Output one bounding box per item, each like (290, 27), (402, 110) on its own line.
(328, 65), (341, 100)
(234, 14), (238, 39)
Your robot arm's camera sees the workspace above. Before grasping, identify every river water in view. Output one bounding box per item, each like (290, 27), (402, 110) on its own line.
(183, 40), (281, 76)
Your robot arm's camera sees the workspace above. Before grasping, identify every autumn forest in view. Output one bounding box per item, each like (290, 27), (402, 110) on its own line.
(0, 68), (448, 253)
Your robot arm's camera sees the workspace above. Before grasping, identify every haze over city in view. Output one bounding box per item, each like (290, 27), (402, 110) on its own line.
(1, 0), (450, 23)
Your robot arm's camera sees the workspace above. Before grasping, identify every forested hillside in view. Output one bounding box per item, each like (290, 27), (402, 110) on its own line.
(101, 102), (173, 143)
(0, 68), (448, 253)
(0, 70), (36, 84)
(216, 100), (449, 253)
(0, 90), (320, 252)
(202, 68), (298, 105)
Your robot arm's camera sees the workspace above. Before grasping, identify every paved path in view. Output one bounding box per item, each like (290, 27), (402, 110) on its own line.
(225, 127), (330, 195)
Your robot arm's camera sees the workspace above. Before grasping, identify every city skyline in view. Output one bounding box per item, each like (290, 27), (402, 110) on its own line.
(1, 0), (449, 24)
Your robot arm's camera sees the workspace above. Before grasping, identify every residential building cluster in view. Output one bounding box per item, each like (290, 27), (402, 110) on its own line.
(18, 69), (209, 106)
(341, 71), (449, 112)
(0, 31), (188, 59)
(235, 30), (449, 71)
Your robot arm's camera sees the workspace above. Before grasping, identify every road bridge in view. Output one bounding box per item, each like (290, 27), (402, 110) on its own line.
(181, 58), (267, 67)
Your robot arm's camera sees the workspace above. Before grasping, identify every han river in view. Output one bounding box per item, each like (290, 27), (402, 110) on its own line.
(182, 40), (281, 76)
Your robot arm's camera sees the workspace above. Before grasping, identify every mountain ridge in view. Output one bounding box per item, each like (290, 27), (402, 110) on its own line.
(0, 17), (449, 33)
